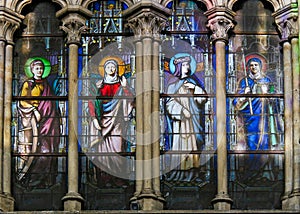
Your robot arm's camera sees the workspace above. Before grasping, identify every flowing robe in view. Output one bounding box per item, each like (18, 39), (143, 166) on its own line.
(88, 80), (134, 176)
(17, 79), (60, 187)
(233, 75), (283, 181)
(166, 77), (207, 171)
(233, 75), (282, 150)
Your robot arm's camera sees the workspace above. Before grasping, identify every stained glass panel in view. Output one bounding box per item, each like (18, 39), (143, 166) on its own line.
(160, 0), (215, 209)
(227, 0), (284, 209)
(79, 1), (135, 209)
(12, 2), (67, 211)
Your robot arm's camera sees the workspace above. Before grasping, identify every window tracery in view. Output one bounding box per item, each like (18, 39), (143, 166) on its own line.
(78, 0), (136, 210)
(227, 0), (284, 209)
(160, 0), (215, 209)
(12, 1), (67, 211)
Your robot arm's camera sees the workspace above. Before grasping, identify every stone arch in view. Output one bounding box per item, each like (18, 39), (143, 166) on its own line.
(82, 0), (134, 9)
(13, 0), (32, 13)
(121, 0), (134, 7)
(228, 0), (283, 12)
(13, 0), (66, 14)
(161, 0), (213, 10)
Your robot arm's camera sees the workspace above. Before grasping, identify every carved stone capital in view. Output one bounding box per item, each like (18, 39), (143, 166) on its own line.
(60, 14), (88, 45)
(0, 8), (23, 43)
(207, 17), (234, 42)
(273, 3), (298, 41)
(0, 193), (14, 212)
(276, 18), (298, 42)
(127, 12), (167, 38)
(205, 7), (235, 43)
(57, 5), (92, 45)
(123, 1), (171, 39)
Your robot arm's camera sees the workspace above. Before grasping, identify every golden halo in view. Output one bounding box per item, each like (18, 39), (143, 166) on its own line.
(245, 53), (268, 73)
(98, 56), (126, 77)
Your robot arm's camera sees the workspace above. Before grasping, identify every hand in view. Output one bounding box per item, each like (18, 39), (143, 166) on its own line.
(184, 82), (196, 90)
(120, 75), (127, 87)
(182, 108), (191, 118)
(239, 97), (246, 102)
(33, 109), (41, 122)
(261, 84), (268, 94)
(96, 80), (103, 88)
(244, 86), (251, 94)
(92, 118), (101, 130)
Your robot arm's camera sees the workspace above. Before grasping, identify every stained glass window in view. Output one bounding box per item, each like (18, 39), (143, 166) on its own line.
(79, 0), (135, 209)
(12, 2), (67, 210)
(227, 0), (284, 209)
(160, 0), (215, 209)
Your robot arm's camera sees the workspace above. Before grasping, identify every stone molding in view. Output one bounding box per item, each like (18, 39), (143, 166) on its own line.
(274, 3), (298, 42)
(205, 7), (235, 43)
(126, 12), (167, 38)
(57, 5), (92, 45)
(60, 14), (89, 45)
(123, 1), (171, 39)
(0, 8), (23, 43)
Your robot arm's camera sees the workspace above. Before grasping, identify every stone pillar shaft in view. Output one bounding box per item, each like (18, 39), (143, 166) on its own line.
(58, 13), (88, 211)
(142, 37), (153, 191)
(3, 43), (13, 195)
(135, 40), (144, 196)
(135, 36), (164, 210)
(68, 43), (79, 193)
(282, 41), (293, 199)
(132, 36), (164, 209)
(62, 42), (83, 211)
(152, 39), (161, 196)
(211, 39), (232, 210)
(0, 42), (15, 213)
(125, 7), (169, 209)
(274, 6), (299, 209)
(291, 37), (300, 193)
(206, 9), (234, 210)
(215, 40), (228, 194)
(0, 12), (21, 211)
(0, 40), (5, 193)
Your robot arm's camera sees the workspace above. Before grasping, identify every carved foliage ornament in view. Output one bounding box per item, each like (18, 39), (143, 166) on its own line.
(60, 17), (88, 45)
(0, 18), (20, 42)
(276, 16), (298, 41)
(127, 12), (167, 38)
(207, 17), (234, 42)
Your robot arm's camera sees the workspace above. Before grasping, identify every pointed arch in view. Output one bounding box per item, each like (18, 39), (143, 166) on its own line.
(14, 0), (32, 13)
(161, 0), (213, 10)
(83, 0), (133, 10)
(228, 0), (283, 12)
(51, 0), (68, 8)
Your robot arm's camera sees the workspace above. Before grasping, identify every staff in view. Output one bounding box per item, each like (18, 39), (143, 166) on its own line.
(241, 48), (253, 115)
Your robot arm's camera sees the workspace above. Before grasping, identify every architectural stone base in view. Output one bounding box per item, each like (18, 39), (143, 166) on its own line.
(282, 192), (300, 210)
(0, 193), (14, 212)
(130, 192), (165, 211)
(62, 191), (84, 211)
(211, 193), (233, 211)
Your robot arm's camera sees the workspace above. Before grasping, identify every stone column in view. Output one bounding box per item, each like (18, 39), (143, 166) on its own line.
(152, 38), (162, 198)
(0, 17), (21, 212)
(0, 39), (4, 194)
(134, 39), (144, 198)
(290, 34), (300, 207)
(1, 42), (15, 212)
(58, 13), (89, 212)
(274, 6), (300, 210)
(125, 3), (170, 210)
(143, 36), (153, 192)
(282, 39), (294, 204)
(206, 8), (235, 211)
